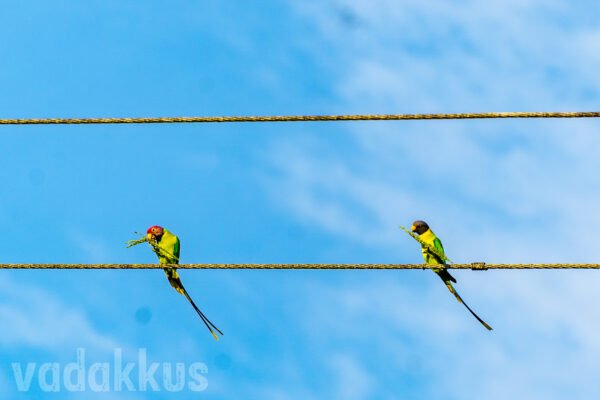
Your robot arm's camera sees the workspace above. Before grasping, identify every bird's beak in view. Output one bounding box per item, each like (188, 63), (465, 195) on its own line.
(147, 233), (153, 241)
(411, 225), (417, 232)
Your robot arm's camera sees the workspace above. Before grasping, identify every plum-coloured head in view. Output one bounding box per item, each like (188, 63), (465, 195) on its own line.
(411, 220), (430, 235)
(146, 225), (164, 241)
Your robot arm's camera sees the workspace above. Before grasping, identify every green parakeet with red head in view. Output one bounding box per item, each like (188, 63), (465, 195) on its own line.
(140, 226), (223, 340)
(409, 220), (492, 331)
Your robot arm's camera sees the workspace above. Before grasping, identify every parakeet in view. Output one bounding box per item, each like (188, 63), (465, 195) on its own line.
(409, 220), (492, 331)
(141, 225), (223, 340)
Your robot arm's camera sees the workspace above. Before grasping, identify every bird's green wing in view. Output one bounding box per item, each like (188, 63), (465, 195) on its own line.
(399, 226), (452, 264)
(433, 238), (446, 261)
(173, 238), (180, 260)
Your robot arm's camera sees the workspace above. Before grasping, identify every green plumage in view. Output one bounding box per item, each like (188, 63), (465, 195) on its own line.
(417, 229), (457, 284)
(151, 229), (223, 339)
(128, 228), (223, 340)
(401, 225), (492, 331)
(153, 228), (180, 265)
(150, 229), (184, 294)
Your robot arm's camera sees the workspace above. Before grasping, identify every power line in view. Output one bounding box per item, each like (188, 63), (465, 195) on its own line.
(1, 111), (600, 125)
(1, 263), (600, 270)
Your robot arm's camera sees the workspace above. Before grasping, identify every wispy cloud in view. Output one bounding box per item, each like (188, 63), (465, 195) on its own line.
(297, 271), (600, 399)
(271, 0), (600, 263)
(0, 275), (118, 354)
(256, 2), (600, 398)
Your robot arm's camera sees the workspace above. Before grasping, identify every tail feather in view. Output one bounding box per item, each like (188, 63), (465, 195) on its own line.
(441, 279), (493, 331)
(437, 268), (457, 283)
(182, 290), (224, 339)
(164, 268), (224, 339)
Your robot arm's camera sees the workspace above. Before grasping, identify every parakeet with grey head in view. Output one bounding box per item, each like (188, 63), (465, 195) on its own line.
(407, 220), (492, 331)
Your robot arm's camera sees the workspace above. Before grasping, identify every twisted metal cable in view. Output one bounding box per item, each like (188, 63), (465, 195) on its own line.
(1, 263), (600, 270)
(1, 111), (600, 125)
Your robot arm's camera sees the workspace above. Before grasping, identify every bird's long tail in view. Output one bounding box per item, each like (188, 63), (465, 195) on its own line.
(165, 269), (224, 340)
(182, 290), (224, 340)
(441, 278), (493, 331)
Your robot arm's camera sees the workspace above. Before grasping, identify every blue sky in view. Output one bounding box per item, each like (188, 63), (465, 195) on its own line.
(1, 0), (600, 398)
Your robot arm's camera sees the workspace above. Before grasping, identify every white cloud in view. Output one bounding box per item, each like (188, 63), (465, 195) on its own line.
(298, 271), (600, 399)
(0, 275), (118, 354)
(289, 0), (600, 117)
(269, 0), (600, 263)
(258, 2), (600, 398)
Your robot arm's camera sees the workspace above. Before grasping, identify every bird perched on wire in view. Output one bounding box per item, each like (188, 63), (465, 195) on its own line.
(401, 220), (492, 331)
(127, 225), (223, 340)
